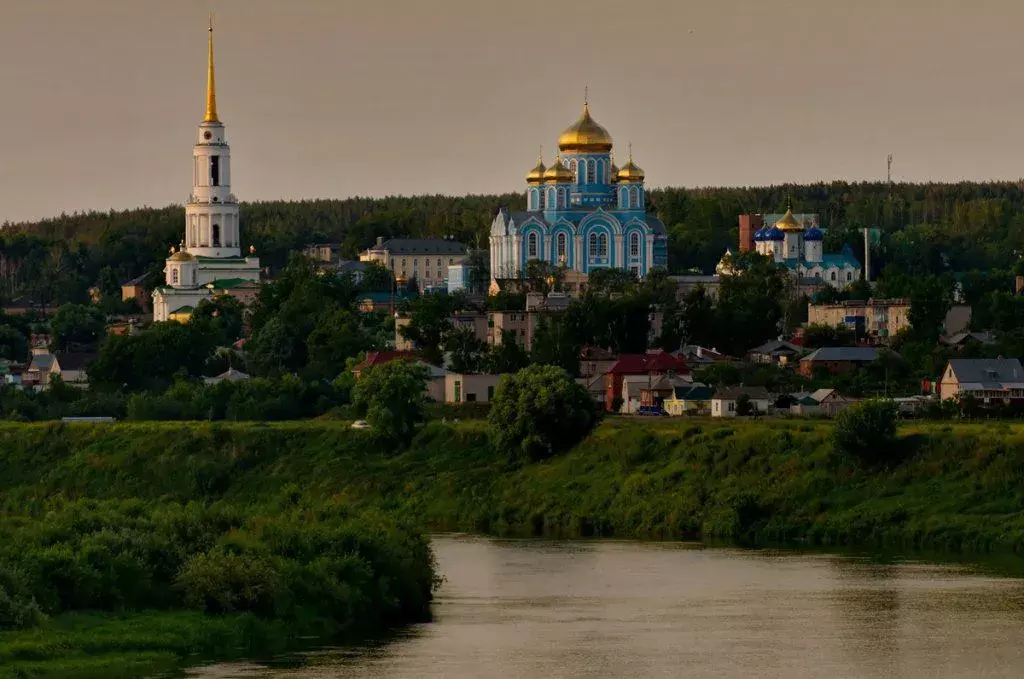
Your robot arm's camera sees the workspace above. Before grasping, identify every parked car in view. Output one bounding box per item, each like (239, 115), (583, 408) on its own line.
(637, 405), (668, 416)
(351, 420), (371, 430)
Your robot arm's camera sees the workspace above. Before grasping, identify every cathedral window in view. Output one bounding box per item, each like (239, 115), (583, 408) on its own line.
(557, 233), (567, 259)
(589, 233), (608, 259)
(527, 232), (538, 259)
(586, 160), (596, 184)
(630, 233), (640, 258)
(211, 156), (220, 187)
(212, 224), (220, 247)
(630, 187), (640, 209)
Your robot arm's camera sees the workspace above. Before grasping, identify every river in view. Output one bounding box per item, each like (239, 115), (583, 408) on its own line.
(186, 534), (1024, 678)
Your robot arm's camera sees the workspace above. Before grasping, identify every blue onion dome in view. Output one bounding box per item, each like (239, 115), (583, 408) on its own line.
(752, 228), (768, 242)
(804, 227), (824, 241)
(766, 227), (785, 241)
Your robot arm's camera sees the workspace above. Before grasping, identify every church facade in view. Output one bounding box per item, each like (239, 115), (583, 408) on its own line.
(489, 102), (668, 282)
(152, 22), (260, 322)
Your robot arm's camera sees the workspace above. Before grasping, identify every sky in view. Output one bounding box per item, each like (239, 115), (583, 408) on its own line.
(1, 0), (1023, 223)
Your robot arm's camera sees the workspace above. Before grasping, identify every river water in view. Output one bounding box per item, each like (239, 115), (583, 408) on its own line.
(187, 534), (1024, 679)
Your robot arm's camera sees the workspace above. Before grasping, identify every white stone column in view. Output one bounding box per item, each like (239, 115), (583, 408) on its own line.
(512, 236), (522, 277)
(575, 234), (584, 272)
(646, 234), (655, 274)
(614, 234), (624, 269)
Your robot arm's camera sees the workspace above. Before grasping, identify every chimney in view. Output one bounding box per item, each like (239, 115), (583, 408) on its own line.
(863, 227), (871, 282)
(738, 214), (761, 253)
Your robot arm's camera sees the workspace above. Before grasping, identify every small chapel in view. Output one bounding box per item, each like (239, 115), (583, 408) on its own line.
(489, 99), (669, 283)
(152, 21), (260, 323)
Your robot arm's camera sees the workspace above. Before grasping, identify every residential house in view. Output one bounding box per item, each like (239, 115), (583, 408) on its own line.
(489, 310), (535, 349)
(579, 346), (618, 380)
(619, 374), (692, 414)
(23, 353), (55, 389)
(121, 274), (150, 310)
(941, 331), (996, 349)
(351, 351), (446, 401)
(356, 291), (412, 314)
(663, 384), (715, 416)
(747, 339), (803, 366)
(204, 368), (251, 385)
(789, 388), (857, 417)
(710, 386), (772, 417)
(798, 347), (892, 377)
(51, 353), (95, 388)
(603, 352), (689, 412)
(676, 345), (732, 367)
(445, 373), (505, 403)
(580, 374), (607, 409)
(939, 358), (1024, 404)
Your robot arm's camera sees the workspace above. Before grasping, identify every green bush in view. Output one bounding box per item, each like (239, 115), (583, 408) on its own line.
(489, 364), (598, 461)
(832, 399), (899, 465)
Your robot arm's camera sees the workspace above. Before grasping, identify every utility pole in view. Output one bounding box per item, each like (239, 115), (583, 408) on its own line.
(887, 154), (893, 185)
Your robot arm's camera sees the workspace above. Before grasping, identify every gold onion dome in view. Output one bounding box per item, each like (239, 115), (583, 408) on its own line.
(544, 156), (575, 182)
(169, 250), (195, 262)
(775, 208), (803, 232)
(526, 152), (547, 184)
(558, 102), (613, 153)
(617, 146), (644, 182)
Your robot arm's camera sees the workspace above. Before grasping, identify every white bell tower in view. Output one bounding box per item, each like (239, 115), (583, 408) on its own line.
(183, 19), (240, 259)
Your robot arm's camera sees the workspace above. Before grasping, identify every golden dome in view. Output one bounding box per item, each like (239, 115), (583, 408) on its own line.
(558, 102), (613, 153)
(169, 250), (195, 262)
(775, 208), (803, 232)
(526, 153), (546, 184)
(543, 156), (574, 183)
(617, 145), (644, 182)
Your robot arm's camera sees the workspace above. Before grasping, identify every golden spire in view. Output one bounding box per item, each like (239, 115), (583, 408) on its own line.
(204, 15), (219, 123)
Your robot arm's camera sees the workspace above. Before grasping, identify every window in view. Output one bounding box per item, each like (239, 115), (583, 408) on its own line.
(191, 269), (196, 285)
(557, 233), (567, 259)
(487, 386), (495, 400)
(587, 159), (596, 184)
(630, 232), (640, 258)
(466, 393), (477, 402)
(212, 223), (220, 247)
(402, 258), (407, 266)
(846, 272), (853, 281)
(830, 271), (837, 282)
(171, 268), (179, 284)
(630, 265), (640, 277)
(437, 258), (442, 267)
(426, 270), (431, 279)
(528, 232), (538, 258)
(210, 156), (220, 186)
(454, 380), (461, 402)
(589, 233), (608, 259)
(631, 186), (640, 208)
(547, 188), (556, 207)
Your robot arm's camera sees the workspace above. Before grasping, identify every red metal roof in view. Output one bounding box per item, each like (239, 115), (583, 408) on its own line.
(352, 350), (421, 373)
(607, 351), (689, 375)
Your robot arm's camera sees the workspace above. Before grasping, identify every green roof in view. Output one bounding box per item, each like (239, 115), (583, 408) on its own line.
(206, 278), (256, 290)
(195, 256), (252, 264)
(359, 292), (412, 303)
(169, 306), (195, 315)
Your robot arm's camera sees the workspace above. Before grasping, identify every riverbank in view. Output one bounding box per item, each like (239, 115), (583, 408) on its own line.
(2, 418), (1023, 551)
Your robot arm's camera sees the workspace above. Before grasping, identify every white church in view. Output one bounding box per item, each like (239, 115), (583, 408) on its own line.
(152, 22), (260, 322)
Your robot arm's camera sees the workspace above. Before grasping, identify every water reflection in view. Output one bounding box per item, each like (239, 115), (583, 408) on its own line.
(186, 536), (1024, 679)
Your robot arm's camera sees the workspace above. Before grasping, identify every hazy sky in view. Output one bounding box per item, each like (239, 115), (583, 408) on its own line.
(1, 0), (1023, 222)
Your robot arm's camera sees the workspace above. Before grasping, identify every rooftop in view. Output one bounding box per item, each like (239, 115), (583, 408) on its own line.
(801, 346), (892, 362)
(363, 238), (467, 256)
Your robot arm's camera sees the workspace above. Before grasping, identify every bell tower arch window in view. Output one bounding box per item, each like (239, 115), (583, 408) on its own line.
(212, 223), (221, 247)
(211, 156), (220, 187)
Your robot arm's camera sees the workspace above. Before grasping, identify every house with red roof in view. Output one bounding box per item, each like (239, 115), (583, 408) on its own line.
(604, 351), (689, 412)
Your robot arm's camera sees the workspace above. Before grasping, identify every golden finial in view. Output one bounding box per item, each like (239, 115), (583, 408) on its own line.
(584, 85), (588, 106)
(538, 144), (543, 163)
(204, 14), (219, 123)
(628, 142), (633, 163)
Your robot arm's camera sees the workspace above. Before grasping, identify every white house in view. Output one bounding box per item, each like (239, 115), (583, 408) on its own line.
(710, 386), (772, 418)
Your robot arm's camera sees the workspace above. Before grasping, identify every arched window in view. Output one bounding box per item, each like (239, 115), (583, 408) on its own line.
(547, 188), (555, 207)
(830, 271), (837, 282)
(557, 233), (567, 260)
(212, 223), (221, 247)
(589, 233), (598, 258)
(846, 271), (853, 281)
(529, 189), (538, 211)
(620, 187), (628, 208)
(528, 232), (538, 259)
(630, 187), (640, 209)
(171, 268), (179, 285)
(630, 232), (640, 258)
(596, 159), (604, 184)
(587, 159), (596, 184)
(599, 234), (608, 256)
(538, 189), (545, 210)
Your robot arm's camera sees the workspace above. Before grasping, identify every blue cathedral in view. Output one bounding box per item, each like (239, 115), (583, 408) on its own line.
(489, 101), (668, 282)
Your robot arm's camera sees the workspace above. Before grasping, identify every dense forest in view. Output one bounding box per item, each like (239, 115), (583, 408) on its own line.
(2, 181), (1024, 306)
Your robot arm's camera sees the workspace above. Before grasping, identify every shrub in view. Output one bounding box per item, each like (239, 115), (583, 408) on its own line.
(352, 360), (428, 445)
(832, 399), (899, 465)
(489, 364), (598, 462)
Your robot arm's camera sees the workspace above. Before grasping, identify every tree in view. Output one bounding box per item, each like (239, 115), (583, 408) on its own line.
(50, 303), (105, 350)
(587, 268), (637, 295)
(0, 325), (28, 362)
(831, 399), (899, 466)
(803, 323), (857, 349)
(531, 314), (581, 376)
(485, 330), (529, 374)
(398, 293), (461, 366)
(89, 321), (217, 391)
(735, 393), (753, 416)
(488, 364), (597, 462)
(248, 317), (303, 376)
(192, 295), (245, 346)
(305, 309), (374, 380)
(359, 261), (394, 292)
(444, 326), (487, 373)
(352, 360), (428, 445)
